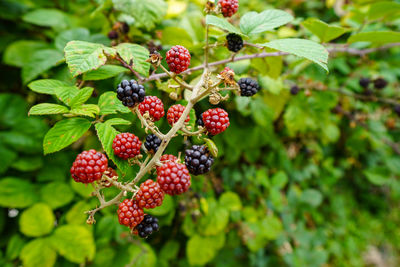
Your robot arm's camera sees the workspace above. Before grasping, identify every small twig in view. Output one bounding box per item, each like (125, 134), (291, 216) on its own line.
(91, 183), (105, 205)
(158, 64), (193, 90)
(181, 127), (206, 136)
(115, 55), (145, 83)
(132, 107), (164, 139)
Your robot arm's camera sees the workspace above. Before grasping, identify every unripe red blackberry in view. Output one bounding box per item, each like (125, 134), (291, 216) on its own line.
(238, 78), (261, 97)
(373, 78), (388, 90)
(112, 133), (142, 159)
(166, 45), (191, 74)
(136, 179), (164, 209)
(117, 199), (144, 228)
(185, 145), (214, 175)
(226, 33), (243, 52)
(70, 149), (108, 183)
(116, 80), (145, 107)
(156, 154), (178, 171)
(136, 215), (159, 238)
(157, 162), (191, 195)
(218, 0), (239, 17)
(138, 96), (165, 121)
(167, 104), (190, 125)
(202, 108), (230, 135)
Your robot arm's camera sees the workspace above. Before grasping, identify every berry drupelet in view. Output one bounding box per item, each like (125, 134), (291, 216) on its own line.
(116, 80), (145, 107)
(185, 145), (214, 175)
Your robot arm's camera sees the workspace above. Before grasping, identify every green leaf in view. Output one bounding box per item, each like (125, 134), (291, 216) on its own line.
(22, 49), (64, 83)
(302, 18), (351, 43)
(239, 9), (293, 35)
(347, 31), (400, 45)
(40, 182), (74, 209)
(112, 0), (167, 30)
(55, 28), (91, 51)
(83, 65), (127, 81)
(260, 38), (329, 72)
(19, 203), (55, 237)
(69, 104), (100, 118)
(3, 40), (49, 67)
(145, 194), (174, 216)
(20, 238), (57, 267)
(54, 86), (79, 105)
(11, 157), (43, 171)
(28, 79), (72, 95)
(69, 87), (94, 107)
(204, 138), (218, 158)
(367, 1), (400, 21)
(219, 192), (242, 211)
(66, 200), (93, 225)
(29, 104), (69, 116)
(161, 27), (193, 48)
(0, 144), (17, 174)
(115, 43), (150, 77)
(300, 189), (323, 207)
(50, 225), (95, 264)
(205, 15), (242, 35)
(271, 171), (288, 189)
(0, 177), (39, 208)
(0, 93), (27, 127)
(261, 215), (283, 239)
(22, 8), (70, 29)
(187, 235), (217, 266)
(98, 92), (131, 115)
(43, 118), (91, 154)
(104, 118), (132, 126)
(64, 41), (115, 77)
(6, 235), (25, 260)
(364, 168), (389, 185)
(95, 122), (131, 173)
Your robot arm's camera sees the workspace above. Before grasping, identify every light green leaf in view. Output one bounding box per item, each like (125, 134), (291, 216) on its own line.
(161, 27), (193, 48)
(66, 201), (93, 224)
(11, 157), (43, 171)
(204, 138), (218, 158)
(104, 118), (132, 126)
(83, 65), (127, 81)
(29, 104), (69, 116)
(22, 8), (70, 29)
(271, 171), (288, 189)
(115, 43), (150, 77)
(50, 225), (95, 264)
(302, 18), (351, 42)
(187, 235), (217, 266)
(28, 79), (72, 95)
(22, 49), (64, 83)
(219, 192), (242, 211)
(95, 122), (131, 173)
(20, 238), (57, 267)
(55, 28), (91, 51)
(6, 235), (25, 260)
(43, 118), (91, 154)
(3, 41), (49, 67)
(367, 1), (400, 21)
(364, 168), (389, 185)
(20, 203), (55, 237)
(0, 177), (39, 208)
(260, 38), (329, 72)
(300, 189), (323, 207)
(240, 9), (293, 35)
(54, 86), (79, 105)
(69, 87), (94, 107)
(98, 91), (131, 115)
(112, 0), (167, 30)
(261, 215), (283, 239)
(40, 182), (74, 209)
(69, 104), (100, 118)
(347, 31), (400, 44)
(64, 41), (115, 77)
(126, 243), (156, 267)
(205, 15), (242, 35)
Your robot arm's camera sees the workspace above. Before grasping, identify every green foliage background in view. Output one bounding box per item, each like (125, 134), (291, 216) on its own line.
(1, 0), (400, 266)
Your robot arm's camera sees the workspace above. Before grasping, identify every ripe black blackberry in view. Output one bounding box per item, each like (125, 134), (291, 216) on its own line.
(238, 78), (261, 96)
(116, 80), (145, 107)
(136, 215), (159, 238)
(108, 30), (119, 40)
(394, 105), (400, 117)
(359, 77), (370, 88)
(373, 78), (388, 90)
(185, 145), (214, 175)
(197, 113), (204, 127)
(226, 33), (243, 52)
(144, 134), (162, 154)
(290, 85), (300, 95)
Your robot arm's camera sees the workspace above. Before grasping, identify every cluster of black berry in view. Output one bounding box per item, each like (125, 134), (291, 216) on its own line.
(359, 77), (388, 94)
(135, 215), (160, 238)
(116, 80), (146, 107)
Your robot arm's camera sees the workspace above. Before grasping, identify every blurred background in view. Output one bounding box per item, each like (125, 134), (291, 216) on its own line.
(1, 0), (400, 266)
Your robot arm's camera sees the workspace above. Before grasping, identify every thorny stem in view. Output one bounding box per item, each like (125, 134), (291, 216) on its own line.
(132, 106), (164, 139)
(115, 55), (144, 83)
(158, 64), (193, 90)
